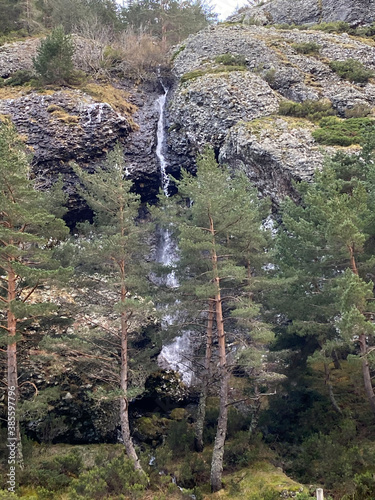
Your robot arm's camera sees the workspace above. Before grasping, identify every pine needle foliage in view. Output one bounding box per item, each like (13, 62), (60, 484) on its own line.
(159, 148), (273, 491)
(0, 120), (70, 467)
(67, 143), (153, 473)
(272, 135), (375, 415)
(33, 25), (75, 84)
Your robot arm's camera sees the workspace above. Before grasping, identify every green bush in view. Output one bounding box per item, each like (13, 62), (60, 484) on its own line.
(68, 455), (148, 499)
(291, 42), (321, 54)
(311, 21), (351, 33)
(312, 116), (375, 146)
(166, 419), (195, 457)
(263, 68), (276, 86)
(4, 70), (33, 86)
(351, 471), (375, 500)
(354, 23), (375, 37)
(33, 26), (75, 84)
(215, 53), (247, 67)
(224, 431), (261, 469)
(177, 454), (210, 488)
(278, 99), (335, 121)
(329, 59), (374, 83)
(20, 450), (83, 491)
(290, 420), (372, 490)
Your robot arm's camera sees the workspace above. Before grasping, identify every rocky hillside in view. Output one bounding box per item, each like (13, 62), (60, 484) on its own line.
(166, 23), (375, 202)
(229, 0), (375, 27)
(0, 36), (164, 223)
(1, 8), (375, 211)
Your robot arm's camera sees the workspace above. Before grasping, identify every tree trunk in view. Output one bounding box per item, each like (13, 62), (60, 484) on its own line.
(210, 357), (228, 492)
(209, 215), (229, 492)
(119, 285), (144, 473)
(359, 333), (375, 416)
(324, 362), (342, 414)
(7, 265), (23, 469)
(332, 350), (341, 370)
(248, 386), (261, 436)
(349, 250), (375, 416)
(195, 298), (214, 452)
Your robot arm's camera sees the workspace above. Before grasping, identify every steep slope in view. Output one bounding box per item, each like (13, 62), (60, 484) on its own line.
(167, 24), (375, 202)
(229, 0), (375, 27)
(0, 37), (165, 222)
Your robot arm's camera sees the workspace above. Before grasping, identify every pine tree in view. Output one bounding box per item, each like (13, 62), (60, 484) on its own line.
(0, 120), (70, 468)
(67, 143), (152, 474)
(273, 140), (375, 416)
(33, 25), (75, 84)
(163, 149), (272, 491)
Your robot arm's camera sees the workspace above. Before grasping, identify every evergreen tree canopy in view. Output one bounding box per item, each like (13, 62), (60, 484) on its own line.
(0, 120), (70, 467)
(33, 26), (75, 84)
(272, 138), (375, 414)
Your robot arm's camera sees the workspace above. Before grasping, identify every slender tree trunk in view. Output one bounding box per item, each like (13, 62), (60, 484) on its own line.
(324, 362), (342, 414)
(195, 298), (214, 452)
(119, 282), (144, 472)
(349, 249), (375, 416)
(209, 215), (229, 493)
(332, 350), (341, 370)
(249, 385), (261, 436)
(359, 334), (375, 415)
(7, 266), (23, 469)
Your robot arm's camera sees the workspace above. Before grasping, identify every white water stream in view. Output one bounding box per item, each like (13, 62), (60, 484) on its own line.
(154, 84), (193, 386)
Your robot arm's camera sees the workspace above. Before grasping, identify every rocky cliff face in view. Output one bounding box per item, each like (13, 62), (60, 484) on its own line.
(229, 0), (375, 27)
(166, 23), (375, 202)
(0, 37), (164, 222)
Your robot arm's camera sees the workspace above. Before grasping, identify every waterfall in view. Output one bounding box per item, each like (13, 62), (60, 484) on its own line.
(154, 83), (193, 386)
(156, 84), (170, 197)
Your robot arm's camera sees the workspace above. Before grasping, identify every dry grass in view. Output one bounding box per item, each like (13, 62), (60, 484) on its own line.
(73, 21), (169, 81)
(112, 29), (169, 81)
(81, 82), (137, 127)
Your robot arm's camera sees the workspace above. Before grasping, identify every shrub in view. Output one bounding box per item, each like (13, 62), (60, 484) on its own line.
(181, 65), (247, 83)
(166, 419), (194, 457)
(20, 450), (83, 491)
(215, 53), (247, 66)
(311, 21), (351, 33)
(224, 431), (262, 469)
(291, 42), (321, 54)
(312, 116), (375, 146)
(110, 29), (169, 81)
(351, 471), (375, 500)
(171, 45), (186, 61)
(4, 70), (33, 86)
(33, 26), (75, 84)
(354, 23), (375, 37)
(345, 103), (372, 118)
(263, 68), (276, 86)
(329, 59), (374, 83)
(68, 455), (148, 499)
(278, 99), (335, 121)
(177, 454), (210, 488)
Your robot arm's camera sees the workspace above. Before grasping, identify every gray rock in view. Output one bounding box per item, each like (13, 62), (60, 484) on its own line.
(229, 0), (375, 27)
(167, 24), (375, 201)
(219, 117), (334, 204)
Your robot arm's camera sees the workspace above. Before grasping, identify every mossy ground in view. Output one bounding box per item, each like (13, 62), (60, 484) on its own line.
(80, 82), (138, 125)
(3, 442), (304, 500)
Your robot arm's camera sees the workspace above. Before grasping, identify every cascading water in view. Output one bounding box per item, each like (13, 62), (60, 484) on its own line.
(154, 83), (193, 386)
